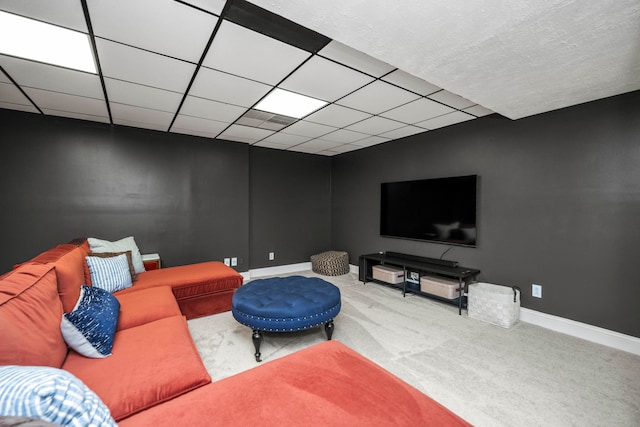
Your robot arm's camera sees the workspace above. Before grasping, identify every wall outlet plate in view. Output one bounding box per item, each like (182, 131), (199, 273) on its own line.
(224, 258), (230, 266)
(532, 284), (542, 298)
(269, 252), (275, 260)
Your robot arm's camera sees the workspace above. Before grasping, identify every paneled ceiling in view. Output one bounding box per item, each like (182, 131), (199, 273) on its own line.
(1, 0), (638, 156)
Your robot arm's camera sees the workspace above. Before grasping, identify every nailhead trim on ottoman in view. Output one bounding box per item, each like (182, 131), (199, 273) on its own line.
(310, 251), (349, 276)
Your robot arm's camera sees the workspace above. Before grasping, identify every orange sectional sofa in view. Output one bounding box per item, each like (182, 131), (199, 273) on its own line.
(0, 239), (471, 426)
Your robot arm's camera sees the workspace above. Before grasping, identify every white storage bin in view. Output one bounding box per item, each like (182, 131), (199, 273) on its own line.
(372, 264), (404, 284)
(467, 282), (520, 328)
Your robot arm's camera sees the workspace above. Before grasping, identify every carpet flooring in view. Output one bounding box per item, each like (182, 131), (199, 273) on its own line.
(187, 271), (640, 426)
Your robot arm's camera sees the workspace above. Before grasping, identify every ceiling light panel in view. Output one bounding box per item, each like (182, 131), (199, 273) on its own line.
(0, 11), (95, 73)
(337, 80), (420, 115)
(0, 0), (88, 32)
(305, 104), (371, 128)
(180, 96), (246, 123)
(415, 111), (475, 130)
(110, 103), (175, 130)
(345, 116), (405, 135)
(254, 88), (327, 118)
(189, 66), (271, 107)
(105, 78), (182, 113)
(279, 55), (374, 102)
(218, 124), (274, 144)
(203, 21), (310, 85)
(23, 87), (107, 117)
(96, 39), (196, 93)
(319, 40), (395, 78)
(0, 56), (103, 99)
(381, 69), (441, 96)
(380, 98), (456, 124)
(171, 114), (229, 138)
(428, 90), (476, 109)
(87, 0), (217, 63)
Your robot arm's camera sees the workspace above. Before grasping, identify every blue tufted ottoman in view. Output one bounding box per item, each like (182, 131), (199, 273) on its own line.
(231, 276), (341, 362)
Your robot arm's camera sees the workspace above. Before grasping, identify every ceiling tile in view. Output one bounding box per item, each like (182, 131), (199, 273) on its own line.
(280, 56), (374, 102)
(380, 98), (456, 124)
(319, 128), (368, 143)
(190, 66), (271, 107)
(254, 140), (296, 150)
(325, 143), (362, 154)
(88, 0), (217, 63)
(0, 0), (88, 32)
(287, 144), (321, 154)
(0, 101), (39, 113)
(180, 0), (226, 15)
(171, 114), (228, 137)
(305, 104), (371, 128)
(180, 95), (245, 123)
(218, 124), (274, 143)
(282, 120), (336, 138)
(0, 56), (104, 99)
(0, 81), (33, 106)
(415, 111), (475, 130)
(23, 87), (107, 117)
(112, 118), (168, 132)
(110, 103), (174, 129)
(41, 109), (110, 123)
(293, 139), (342, 151)
(428, 90), (476, 109)
(203, 20), (310, 85)
(345, 116), (405, 135)
(319, 40), (394, 77)
(379, 125), (427, 140)
(96, 38), (196, 93)
(337, 80), (420, 115)
(105, 78), (181, 112)
(350, 135), (391, 147)
(382, 69), (441, 96)
(464, 104), (494, 117)
(259, 132), (310, 146)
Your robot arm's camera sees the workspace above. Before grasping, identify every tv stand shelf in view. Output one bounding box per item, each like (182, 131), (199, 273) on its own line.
(358, 251), (480, 314)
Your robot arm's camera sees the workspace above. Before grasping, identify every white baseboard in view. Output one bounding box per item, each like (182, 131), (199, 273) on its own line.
(241, 263), (640, 356)
(519, 308), (640, 356)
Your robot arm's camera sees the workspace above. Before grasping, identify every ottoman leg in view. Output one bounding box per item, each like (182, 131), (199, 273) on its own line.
(324, 319), (334, 340)
(252, 329), (263, 362)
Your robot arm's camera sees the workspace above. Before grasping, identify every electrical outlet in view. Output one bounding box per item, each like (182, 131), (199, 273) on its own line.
(532, 284), (542, 298)
(231, 257), (237, 267)
(223, 258), (230, 266)
(269, 252), (275, 261)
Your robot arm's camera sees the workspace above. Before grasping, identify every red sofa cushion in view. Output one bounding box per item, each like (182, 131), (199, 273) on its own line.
(0, 264), (68, 367)
(62, 315), (211, 421)
(118, 341), (471, 427)
(28, 242), (89, 313)
(115, 286), (182, 331)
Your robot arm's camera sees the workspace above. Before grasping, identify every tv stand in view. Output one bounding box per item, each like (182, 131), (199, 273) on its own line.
(359, 252), (480, 314)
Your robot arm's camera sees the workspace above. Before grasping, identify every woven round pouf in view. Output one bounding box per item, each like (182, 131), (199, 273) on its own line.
(310, 251), (349, 276)
(231, 276), (341, 362)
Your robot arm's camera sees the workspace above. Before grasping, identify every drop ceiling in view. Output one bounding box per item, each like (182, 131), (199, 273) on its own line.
(1, 0), (638, 156)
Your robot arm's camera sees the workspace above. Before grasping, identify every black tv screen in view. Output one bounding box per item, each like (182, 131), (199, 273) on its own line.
(380, 175), (478, 246)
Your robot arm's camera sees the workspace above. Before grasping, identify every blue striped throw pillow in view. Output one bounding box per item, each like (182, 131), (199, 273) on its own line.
(85, 253), (133, 293)
(61, 286), (120, 358)
(0, 365), (116, 427)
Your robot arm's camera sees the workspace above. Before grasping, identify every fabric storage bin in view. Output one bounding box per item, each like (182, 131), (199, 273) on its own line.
(467, 282), (520, 328)
(420, 276), (459, 299)
(372, 265), (404, 284)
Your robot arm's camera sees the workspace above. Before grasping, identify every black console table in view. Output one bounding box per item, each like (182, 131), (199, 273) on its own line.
(359, 251), (480, 314)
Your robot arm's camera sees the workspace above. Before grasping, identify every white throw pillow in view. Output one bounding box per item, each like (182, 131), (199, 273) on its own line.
(88, 236), (145, 274)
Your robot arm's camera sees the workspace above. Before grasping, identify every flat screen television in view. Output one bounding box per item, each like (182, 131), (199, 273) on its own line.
(380, 175), (478, 247)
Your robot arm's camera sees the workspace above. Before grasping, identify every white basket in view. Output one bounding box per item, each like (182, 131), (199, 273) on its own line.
(467, 282), (520, 328)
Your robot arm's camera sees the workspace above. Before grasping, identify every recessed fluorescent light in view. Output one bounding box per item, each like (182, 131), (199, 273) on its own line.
(0, 11), (96, 73)
(254, 88), (327, 119)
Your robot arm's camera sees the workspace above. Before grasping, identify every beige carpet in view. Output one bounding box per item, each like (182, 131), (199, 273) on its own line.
(188, 271), (640, 427)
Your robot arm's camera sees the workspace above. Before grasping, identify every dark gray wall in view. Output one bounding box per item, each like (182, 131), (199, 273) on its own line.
(250, 147), (331, 268)
(0, 109), (330, 273)
(331, 90), (640, 338)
